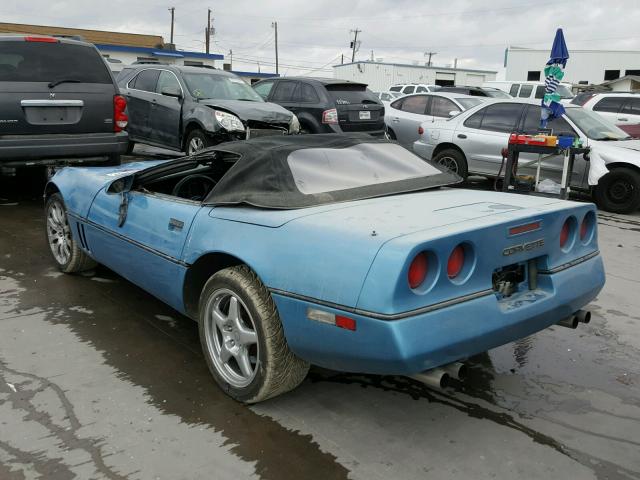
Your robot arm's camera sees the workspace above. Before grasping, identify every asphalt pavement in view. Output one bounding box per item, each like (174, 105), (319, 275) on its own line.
(1, 156), (639, 480)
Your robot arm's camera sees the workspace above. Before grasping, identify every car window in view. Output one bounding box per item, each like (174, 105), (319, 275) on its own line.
(509, 84), (520, 96)
(521, 105), (577, 136)
(299, 83), (319, 103)
(403, 86), (415, 94)
(456, 97), (483, 109)
(476, 103), (523, 132)
(534, 85), (545, 99)
(183, 73), (263, 101)
(621, 98), (640, 116)
(116, 68), (135, 87)
(390, 98), (404, 110)
(416, 86), (427, 93)
(271, 81), (298, 102)
(131, 69), (160, 92)
(156, 70), (181, 94)
(325, 84), (378, 104)
(430, 96), (460, 117)
(0, 41), (112, 83)
(463, 110), (483, 129)
(593, 97), (625, 113)
(400, 95), (429, 114)
(389, 86), (402, 92)
(518, 85), (533, 98)
(253, 81), (274, 100)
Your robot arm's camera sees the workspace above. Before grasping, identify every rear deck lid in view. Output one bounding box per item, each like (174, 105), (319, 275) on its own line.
(0, 38), (116, 135)
(325, 83), (384, 131)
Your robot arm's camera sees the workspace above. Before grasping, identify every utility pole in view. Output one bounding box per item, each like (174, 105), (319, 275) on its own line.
(341, 53), (344, 64)
(370, 50), (374, 61)
(424, 51), (437, 67)
(271, 21), (279, 75)
(350, 28), (361, 62)
(205, 8), (211, 54)
(229, 49), (233, 70)
(168, 7), (175, 46)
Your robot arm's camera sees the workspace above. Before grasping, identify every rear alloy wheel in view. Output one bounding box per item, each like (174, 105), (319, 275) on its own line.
(45, 193), (96, 273)
(199, 266), (309, 403)
(594, 167), (640, 214)
(433, 148), (468, 179)
(385, 127), (397, 140)
(185, 129), (213, 155)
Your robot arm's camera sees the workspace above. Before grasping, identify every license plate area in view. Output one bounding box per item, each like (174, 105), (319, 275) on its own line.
(492, 262), (528, 299)
(359, 110), (371, 120)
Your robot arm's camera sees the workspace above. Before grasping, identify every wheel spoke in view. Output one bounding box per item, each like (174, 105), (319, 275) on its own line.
(219, 344), (232, 363)
(211, 307), (227, 329)
(227, 296), (239, 323)
(236, 349), (253, 378)
(237, 325), (257, 346)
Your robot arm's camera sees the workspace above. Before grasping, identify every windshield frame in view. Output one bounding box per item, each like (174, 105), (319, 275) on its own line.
(182, 72), (264, 102)
(564, 107), (631, 141)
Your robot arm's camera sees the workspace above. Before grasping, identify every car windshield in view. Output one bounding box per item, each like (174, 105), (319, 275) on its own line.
(456, 97), (484, 109)
(556, 85), (574, 99)
(182, 73), (263, 101)
(485, 89), (512, 98)
(565, 107), (631, 140)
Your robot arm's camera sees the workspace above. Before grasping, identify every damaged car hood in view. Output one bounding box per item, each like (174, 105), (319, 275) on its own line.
(588, 139), (640, 185)
(198, 99), (293, 123)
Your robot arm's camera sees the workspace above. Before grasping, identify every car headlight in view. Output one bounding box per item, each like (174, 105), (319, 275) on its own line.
(289, 114), (300, 134)
(214, 110), (245, 132)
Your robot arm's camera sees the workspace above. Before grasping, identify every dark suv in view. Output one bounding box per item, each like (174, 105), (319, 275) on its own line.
(0, 35), (128, 174)
(117, 65), (297, 154)
(252, 77), (385, 136)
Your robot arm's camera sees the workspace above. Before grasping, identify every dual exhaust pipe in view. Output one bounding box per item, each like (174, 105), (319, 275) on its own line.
(557, 309), (591, 329)
(411, 309), (592, 390)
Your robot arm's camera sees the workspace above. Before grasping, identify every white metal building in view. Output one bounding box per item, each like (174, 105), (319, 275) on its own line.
(505, 47), (640, 85)
(333, 61), (497, 91)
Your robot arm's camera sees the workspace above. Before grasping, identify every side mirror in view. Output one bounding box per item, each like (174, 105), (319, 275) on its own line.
(161, 86), (182, 98)
(106, 174), (134, 194)
(448, 110), (460, 117)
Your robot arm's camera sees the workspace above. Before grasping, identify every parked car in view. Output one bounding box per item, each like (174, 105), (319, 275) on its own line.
(385, 92), (484, 145)
(571, 92), (640, 138)
(0, 35), (128, 174)
(117, 65), (298, 154)
(389, 83), (440, 95)
(376, 91), (403, 102)
(438, 86), (513, 98)
(44, 134), (604, 402)
(252, 77), (384, 136)
(484, 81), (574, 103)
(413, 99), (640, 213)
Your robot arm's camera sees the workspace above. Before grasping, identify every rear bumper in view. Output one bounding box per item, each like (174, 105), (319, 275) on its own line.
(273, 254), (605, 374)
(0, 131), (129, 166)
(413, 139), (435, 160)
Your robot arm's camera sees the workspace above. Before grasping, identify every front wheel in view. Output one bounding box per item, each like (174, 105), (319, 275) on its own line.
(185, 129), (213, 155)
(198, 266), (310, 403)
(432, 148), (468, 179)
(45, 193), (97, 273)
(594, 167), (640, 214)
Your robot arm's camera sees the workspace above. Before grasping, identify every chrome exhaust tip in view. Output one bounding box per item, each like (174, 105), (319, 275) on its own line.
(410, 368), (450, 389)
(575, 310), (591, 324)
(441, 362), (468, 381)
(557, 316), (579, 329)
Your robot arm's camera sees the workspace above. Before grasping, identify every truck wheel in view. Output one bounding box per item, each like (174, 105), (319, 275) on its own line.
(594, 167), (640, 214)
(433, 148), (468, 179)
(198, 265), (310, 403)
(45, 193), (97, 273)
(185, 129), (213, 155)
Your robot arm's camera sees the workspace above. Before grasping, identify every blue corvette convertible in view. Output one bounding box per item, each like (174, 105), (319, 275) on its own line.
(44, 134), (605, 402)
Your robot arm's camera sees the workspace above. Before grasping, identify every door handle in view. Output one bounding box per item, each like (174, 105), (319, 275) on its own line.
(618, 118), (628, 121)
(392, 117), (400, 123)
(457, 134), (467, 139)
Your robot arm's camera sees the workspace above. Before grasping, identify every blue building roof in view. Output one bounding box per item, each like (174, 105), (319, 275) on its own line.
(231, 70), (279, 78)
(95, 44), (224, 60)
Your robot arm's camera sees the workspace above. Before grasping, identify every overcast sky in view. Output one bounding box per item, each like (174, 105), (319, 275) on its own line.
(4, 0), (640, 77)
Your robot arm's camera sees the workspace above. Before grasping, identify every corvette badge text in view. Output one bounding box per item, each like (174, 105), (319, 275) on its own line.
(503, 238), (545, 256)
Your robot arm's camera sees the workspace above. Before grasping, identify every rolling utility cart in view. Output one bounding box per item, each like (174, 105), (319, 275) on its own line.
(501, 137), (590, 200)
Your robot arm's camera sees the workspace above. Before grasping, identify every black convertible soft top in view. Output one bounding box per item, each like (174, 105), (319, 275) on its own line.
(201, 133), (460, 209)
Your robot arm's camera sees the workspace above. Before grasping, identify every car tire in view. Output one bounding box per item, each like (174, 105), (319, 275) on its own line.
(299, 122), (317, 135)
(45, 193), (97, 273)
(198, 265), (310, 403)
(185, 129), (213, 155)
(126, 141), (135, 154)
(433, 148), (468, 179)
(104, 154), (121, 166)
(594, 167), (640, 214)
(385, 127), (397, 140)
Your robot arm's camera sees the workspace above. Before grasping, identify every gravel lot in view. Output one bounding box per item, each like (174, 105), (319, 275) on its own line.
(1, 153), (639, 480)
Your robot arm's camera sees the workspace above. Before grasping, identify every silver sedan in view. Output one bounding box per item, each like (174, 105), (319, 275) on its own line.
(385, 92), (484, 146)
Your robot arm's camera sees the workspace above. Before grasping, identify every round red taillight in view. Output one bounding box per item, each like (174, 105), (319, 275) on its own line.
(408, 252), (428, 289)
(447, 245), (465, 279)
(560, 219), (570, 247)
(418, 126), (424, 135)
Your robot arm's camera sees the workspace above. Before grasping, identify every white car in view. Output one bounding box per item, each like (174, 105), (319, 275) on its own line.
(413, 98), (640, 213)
(385, 92), (484, 146)
(375, 91), (403, 102)
(389, 83), (440, 95)
(571, 92), (640, 138)
(483, 81), (574, 104)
